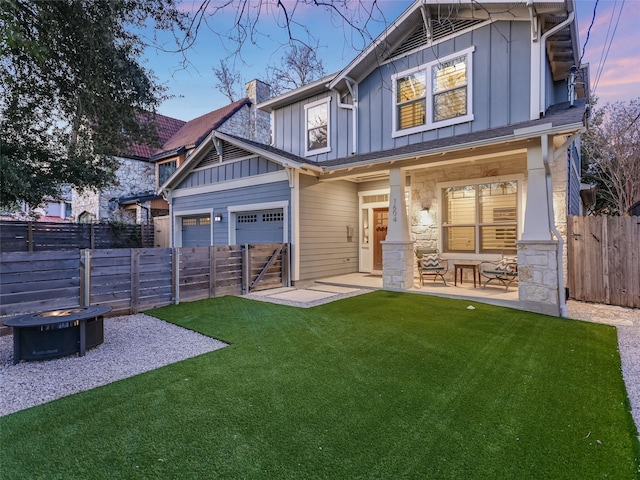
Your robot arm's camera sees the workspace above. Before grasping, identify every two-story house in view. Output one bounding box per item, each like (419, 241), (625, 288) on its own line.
(160, 0), (589, 316)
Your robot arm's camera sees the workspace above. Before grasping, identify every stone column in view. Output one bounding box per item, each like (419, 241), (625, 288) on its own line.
(516, 240), (561, 316)
(382, 167), (414, 290)
(517, 136), (562, 316)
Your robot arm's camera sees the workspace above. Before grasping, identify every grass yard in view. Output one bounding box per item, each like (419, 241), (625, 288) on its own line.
(1, 291), (639, 479)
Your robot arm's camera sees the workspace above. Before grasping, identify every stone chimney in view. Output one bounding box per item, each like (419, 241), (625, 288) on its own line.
(245, 79), (271, 145)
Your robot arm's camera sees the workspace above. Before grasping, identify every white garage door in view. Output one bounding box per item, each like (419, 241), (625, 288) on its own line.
(181, 216), (211, 246)
(235, 209), (284, 245)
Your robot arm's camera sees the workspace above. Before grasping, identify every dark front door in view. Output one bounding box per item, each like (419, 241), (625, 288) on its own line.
(373, 208), (388, 270)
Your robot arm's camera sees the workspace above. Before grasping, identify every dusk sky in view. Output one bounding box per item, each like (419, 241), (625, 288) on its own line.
(146, 0), (640, 121)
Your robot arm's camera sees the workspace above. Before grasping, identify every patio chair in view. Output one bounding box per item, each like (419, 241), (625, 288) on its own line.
(479, 255), (518, 291)
(416, 249), (448, 286)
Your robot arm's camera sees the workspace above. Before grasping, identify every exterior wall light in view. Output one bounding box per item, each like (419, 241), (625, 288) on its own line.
(214, 214), (223, 222)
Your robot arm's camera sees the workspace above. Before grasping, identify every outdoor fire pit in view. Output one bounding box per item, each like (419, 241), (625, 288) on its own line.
(4, 305), (111, 364)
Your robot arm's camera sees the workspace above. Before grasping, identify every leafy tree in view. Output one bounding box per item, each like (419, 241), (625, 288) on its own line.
(266, 44), (326, 96)
(581, 98), (640, 216)
(0, 0), (188, 209)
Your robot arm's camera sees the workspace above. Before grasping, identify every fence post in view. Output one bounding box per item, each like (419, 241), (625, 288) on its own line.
(79, 249), (92, 306)
(27, 221), (33, 252)
(130, 249), (140, 314)
(172, 247), (180, 305)
(209, 246), (217, 299)
(243, 244), (250, 294)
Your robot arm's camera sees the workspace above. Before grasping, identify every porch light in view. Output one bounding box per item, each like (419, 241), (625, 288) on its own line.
(214, 214), (223, 222)
(420, 206), (433, 226)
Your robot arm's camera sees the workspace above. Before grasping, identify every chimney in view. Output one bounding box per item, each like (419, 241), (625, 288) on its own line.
(245, 79), (272, 144)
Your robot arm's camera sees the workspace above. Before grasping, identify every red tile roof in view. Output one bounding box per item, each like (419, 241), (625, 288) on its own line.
(127, 113), (186, 159)
(159, 98), (251, 155)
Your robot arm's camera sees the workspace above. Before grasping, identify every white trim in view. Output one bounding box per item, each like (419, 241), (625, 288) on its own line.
(436, 174), (524, 256)
(391, 46), (475, 138)
(172, 208), (213, 248)
(170, 170), (289, 198)
(304, 96), (332, 156)
(291, 170), (300, 282)
(190, 153), (260, 172)
(227, 200), (289, 245)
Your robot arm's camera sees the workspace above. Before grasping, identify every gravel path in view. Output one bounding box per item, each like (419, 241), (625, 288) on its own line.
(0, 314), (227, 417)
(566, 300), (640, 439)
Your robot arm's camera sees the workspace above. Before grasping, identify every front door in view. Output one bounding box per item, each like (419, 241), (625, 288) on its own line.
(373, 208), (388, 270)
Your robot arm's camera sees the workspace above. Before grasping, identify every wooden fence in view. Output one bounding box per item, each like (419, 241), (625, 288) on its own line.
(0, 244), (290, 328)
(567, 215), (640, 308)
(0, 221), (154, 252)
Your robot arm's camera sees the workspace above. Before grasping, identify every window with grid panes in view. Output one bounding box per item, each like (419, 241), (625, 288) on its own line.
(442, 181), (517, 254)
(392, 46), (474, 137)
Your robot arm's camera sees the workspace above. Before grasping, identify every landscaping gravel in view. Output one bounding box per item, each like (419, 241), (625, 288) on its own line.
(0, 314), (227, 417)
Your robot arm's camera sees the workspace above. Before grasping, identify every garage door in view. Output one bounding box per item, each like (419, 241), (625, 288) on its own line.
(181, 216), (211, 246)
(235, 209), (284, 245)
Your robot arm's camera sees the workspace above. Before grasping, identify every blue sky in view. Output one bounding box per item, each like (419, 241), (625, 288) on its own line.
(143, 0), (640, 121)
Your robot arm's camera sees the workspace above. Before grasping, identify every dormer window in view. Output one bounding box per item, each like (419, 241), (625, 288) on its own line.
(392, 47), (474, 137)
(304, 97), (331, 156)
(158, 159), (177, 186)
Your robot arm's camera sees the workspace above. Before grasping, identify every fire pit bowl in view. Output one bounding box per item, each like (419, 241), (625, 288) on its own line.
(3, 305), (111, 364)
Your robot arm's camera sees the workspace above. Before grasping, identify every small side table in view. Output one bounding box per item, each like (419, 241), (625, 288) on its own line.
(454, 263), (480, 288)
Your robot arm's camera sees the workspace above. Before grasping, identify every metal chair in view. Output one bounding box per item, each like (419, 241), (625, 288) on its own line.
(479, 255), (518, 290)
(417, 250), (448, 286)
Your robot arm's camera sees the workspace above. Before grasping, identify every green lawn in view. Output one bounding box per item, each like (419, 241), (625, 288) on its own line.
(1, 291), (639, 479)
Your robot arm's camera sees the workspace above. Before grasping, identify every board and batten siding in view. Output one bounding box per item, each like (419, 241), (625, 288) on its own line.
(271, 21), (532, 162)
(172, 181), (292, 245)
(297, 175), (359, 280)
(178, 157), (283, 189)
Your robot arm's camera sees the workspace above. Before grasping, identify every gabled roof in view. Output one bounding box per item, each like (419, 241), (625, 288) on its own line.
(159, 130), (316, 193)
(329, 0), (579, 93)
(154, 98), (251, 159)
(124, 113), (186, 160)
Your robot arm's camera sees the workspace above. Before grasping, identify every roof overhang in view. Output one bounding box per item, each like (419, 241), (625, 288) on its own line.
(317, 118), (585, 182)
(257, 74), (337, 113)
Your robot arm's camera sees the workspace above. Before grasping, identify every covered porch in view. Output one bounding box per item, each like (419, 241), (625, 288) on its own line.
(315, 272), (520, 310)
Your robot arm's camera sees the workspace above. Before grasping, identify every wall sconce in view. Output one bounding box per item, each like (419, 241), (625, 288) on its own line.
(214, 213), (222, 222)
(420, 204), (433, 226)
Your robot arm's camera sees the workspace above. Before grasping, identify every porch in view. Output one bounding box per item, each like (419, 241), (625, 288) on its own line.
(311, 272), (521, 310)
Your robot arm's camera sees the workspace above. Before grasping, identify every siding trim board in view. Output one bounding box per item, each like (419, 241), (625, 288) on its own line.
(171, 170), (289, 198)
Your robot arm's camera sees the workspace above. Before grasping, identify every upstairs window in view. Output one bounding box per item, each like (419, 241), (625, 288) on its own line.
(158, 160), (177, 186)
(304, 97), (331, 156)
(392, 46), (474, 137)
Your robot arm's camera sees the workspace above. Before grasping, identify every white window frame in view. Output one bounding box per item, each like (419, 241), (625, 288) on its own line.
(392, 46), (475, 138)
(437, 174), (524, 258)
(304, 97), (331, 156)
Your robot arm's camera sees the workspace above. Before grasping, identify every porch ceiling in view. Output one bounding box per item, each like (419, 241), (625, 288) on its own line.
(319, 142), (530, 183)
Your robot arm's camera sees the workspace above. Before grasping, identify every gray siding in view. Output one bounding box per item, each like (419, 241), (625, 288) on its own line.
(178, 157), (283, 189)
(272, 21), (532, 162)
(298, 175), (359, 280)
(173, 181), (291, 245)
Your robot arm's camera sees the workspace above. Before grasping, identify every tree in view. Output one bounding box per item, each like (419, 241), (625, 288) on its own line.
(581, 98), (640, 216)
(0, 0), (189, 210)
(213, 59), (242, 102)
(266, 44), (326, 96)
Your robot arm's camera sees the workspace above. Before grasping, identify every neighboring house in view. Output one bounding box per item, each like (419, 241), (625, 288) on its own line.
(160, 0), (590, 317)
(72, 113), (186, 224)
(72, 79), (271, 226)
(2, 188), (73, 222)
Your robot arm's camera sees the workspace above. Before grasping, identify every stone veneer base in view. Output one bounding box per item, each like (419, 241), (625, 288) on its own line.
(382, 241), (415, 290)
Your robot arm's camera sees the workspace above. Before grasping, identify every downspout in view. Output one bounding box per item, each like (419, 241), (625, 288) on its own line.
(335, 77), (358, 155)
(539, 11), (575, 116)
(542, 135), (567, 317)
